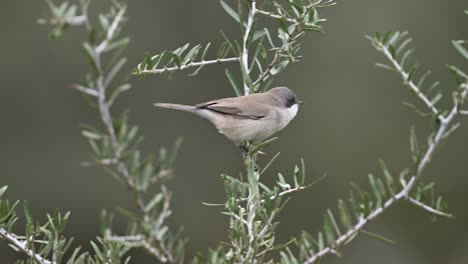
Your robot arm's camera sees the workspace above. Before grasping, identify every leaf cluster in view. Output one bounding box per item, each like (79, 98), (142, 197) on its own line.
(135, 42), (236, 76)
(0, 186), (132, 264)
(134, 0), (335, 95)
(37, 1), (186, 263)
(37, 0), (87, 38)
(221, 0), (335, 94)
(197, 150), (320, 263)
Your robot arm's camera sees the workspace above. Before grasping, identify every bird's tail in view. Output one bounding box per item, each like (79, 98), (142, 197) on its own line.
(154, 103), (196, 113)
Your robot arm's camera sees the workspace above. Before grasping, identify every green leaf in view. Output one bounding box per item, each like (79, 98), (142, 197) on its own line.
(23, 201), (34, 227)
(389, 45), (396, 58)
(239, 64), (254, 92)
(264, 28), (275, 48)
(183, 44), (201, 64)
(400, 49), (414, 68)
(270, 60), (289, 75)
(217, 42), (230, 59)
(452, 40), (468, 60)
(81, 130), (102, 140)
(260, 152), (280, 176)
(277, 173), (290, 190)
(99, 14), (110, 31)
(145, 193), (164, 213)
(360, 229), (396, 244)
(105, 57), (127, 87)
(327, 209), (342, 236)
(83, 42), (100, 74)
(143, 53), (154, 70)
(152, 53), (166, 70)
(293, 165), (300, 188)
(376, 63), (395, 71)
(410, 126), (420, 164)
(348, 190), (361, 221)
(448, 65), (468, 80)
(317, 231), (324, 250)
(396, 38), (413, 55)
(338, 199), (352, 230)
(323, 213), (336, 244)
(220, 0), (240, 23)
(368, 174), (382, 207)
(0, 186), (7, 199)
(169, 137), (183, 166)
(225, 68), (242, 97)
(417, 70), (431, 89)
(103, 37), (130, 53)
(299, 158), (306, 186)
(379, 160), (396, 195)
(201, 42), (211, 60)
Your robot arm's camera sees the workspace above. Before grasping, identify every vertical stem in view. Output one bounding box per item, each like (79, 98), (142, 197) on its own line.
(244, 151), (260, 262)
(241, 0), (257, 95)
(239, 1), (259, 260)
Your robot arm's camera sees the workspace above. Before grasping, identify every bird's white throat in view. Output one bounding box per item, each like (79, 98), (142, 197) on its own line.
(287, 104), (299, 120)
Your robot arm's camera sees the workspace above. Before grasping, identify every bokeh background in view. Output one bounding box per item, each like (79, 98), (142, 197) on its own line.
(1, 0), (467, 263)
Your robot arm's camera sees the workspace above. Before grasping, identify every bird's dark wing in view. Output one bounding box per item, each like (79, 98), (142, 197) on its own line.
(196, 96), (270, 120)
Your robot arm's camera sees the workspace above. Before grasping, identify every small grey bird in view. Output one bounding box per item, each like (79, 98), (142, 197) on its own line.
(154, 87), (302, 146)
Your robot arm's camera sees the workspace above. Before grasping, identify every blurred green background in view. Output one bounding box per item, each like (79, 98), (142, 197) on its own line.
(1, 0), (467, 263)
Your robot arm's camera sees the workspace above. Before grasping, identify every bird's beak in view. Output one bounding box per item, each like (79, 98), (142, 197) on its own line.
(297, 100), (304, 105)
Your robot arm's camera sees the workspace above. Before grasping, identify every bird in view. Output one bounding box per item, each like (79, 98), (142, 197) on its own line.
(154, 87), (302, 148)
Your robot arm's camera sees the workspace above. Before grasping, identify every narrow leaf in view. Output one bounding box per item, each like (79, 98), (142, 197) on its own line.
(410, 126), (420, 163)
(220, 0), (240, 23)
(452, 40), (468, 60)
(225, 68), (242, 96)
(0, 186), (7, 198)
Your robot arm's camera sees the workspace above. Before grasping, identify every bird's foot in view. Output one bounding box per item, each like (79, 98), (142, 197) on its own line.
(239, 144), (249, 155)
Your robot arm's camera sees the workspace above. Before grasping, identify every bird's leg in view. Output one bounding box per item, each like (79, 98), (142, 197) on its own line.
(239, 141), (260, 173)
(239, 143), (249, 155)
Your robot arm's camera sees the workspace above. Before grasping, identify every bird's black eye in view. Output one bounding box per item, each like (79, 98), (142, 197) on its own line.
(286, 96), (296, 108)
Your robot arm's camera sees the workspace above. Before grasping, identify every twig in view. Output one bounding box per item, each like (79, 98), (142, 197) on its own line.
(378, 42), (440, 116)
(96, 6), (126, 53)
(303, 80), (468, 264)
(137, 57), (239, 74)
(79, 0), (91, 31)
(406, 197), (455, 218)
(242, 0), (257, 95)
(107, 235), (146, 242)
(0, 228), (53, 264)
(71, 84), (99, 97)
(76, 2), (175, 262)
(252, 54), (278, 87)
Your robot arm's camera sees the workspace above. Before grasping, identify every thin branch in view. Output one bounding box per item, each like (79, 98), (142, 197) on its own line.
(79, 0), (91, 31)
(75, 2), (176, 262)
(71, 84), (99, 97)
(228, 211), (249, 226)
(377, 42), (440, 116)
(406, 197), (455, 218)
(252, 54), (278, 87)
(96, 6), (126, 53)
(0, 228), (52, 264)
(137, 57), (238, 74)
(107, 235), (145, 242)
(460, 110), (468, 115)
(242, 0), (257, 95)
(142, 240), (169, 262)
(79, 1), (141, 209)
(304, 81), (468, 264)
